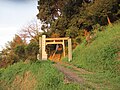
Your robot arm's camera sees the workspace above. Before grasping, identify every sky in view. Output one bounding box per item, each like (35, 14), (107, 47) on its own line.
(0, 0), (38, 51)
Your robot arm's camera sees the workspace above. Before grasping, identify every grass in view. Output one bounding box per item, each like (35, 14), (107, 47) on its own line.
(0, 60), (87, 90)
(66, 23), (120, 73)
(79, 73), (120, 89)
(63, 22), (120, 89)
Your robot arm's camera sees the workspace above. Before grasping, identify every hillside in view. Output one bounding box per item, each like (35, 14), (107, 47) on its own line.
(63, 22), (120, 89)
(0, 22), (120, 90)
(69, 22), (120, 73)
(0, 61), (86, 90)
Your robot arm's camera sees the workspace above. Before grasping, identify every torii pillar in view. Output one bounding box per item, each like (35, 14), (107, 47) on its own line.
(41, 35), (47, 60)
(68, 38), (72, 61)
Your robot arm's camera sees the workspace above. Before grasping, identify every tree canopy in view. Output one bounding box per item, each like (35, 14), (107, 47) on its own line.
(37, 0), (120, 45)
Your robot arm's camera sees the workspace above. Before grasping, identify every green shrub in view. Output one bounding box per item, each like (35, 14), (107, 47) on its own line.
(25, 42), (39, 61)
(14, 45), (26, 59)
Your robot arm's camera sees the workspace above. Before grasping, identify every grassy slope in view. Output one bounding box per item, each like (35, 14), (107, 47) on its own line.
(63, 23), (120, 89)
(71, 23), (120, 73)
(0, 61), (85, 90)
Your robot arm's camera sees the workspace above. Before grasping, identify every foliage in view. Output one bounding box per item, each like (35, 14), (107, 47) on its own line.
(25, 41), (39, 61)
(6, 51), (19, 64)
(0, 34), (39, 68)
(37, 0), (120, 45)
(8, 34), (24, 49)
(0, 35), (25, 67)
(14, 45), (26, 59)
(85, 0), (120, 25)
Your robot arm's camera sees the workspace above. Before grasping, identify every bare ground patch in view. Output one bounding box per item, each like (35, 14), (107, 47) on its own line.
(10, 71), (37, 90)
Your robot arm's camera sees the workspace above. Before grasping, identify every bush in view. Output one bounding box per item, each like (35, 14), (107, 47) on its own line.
(25, 42), (39, 61)
(6, 52), (19, 64)
(14, 45), (26, 59)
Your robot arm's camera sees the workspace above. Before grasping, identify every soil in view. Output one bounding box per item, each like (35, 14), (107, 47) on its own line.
(54, 63), (85, 84)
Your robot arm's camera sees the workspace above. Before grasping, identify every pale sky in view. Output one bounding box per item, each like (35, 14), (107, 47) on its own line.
(0, 0), (38, 51)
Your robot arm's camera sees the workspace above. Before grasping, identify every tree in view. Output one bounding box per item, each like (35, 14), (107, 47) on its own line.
(5, 34), (24, 51)
(1, 34), (25, 66)
(37, 0), (67, 36)
(85, 0), (120, 25)
(37, 0), (120, 46)
(19, 20), (42, 43)
(37, 0), (69, 23)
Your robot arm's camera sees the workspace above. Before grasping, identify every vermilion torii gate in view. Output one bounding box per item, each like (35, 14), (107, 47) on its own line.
(38, 35), (72, 61)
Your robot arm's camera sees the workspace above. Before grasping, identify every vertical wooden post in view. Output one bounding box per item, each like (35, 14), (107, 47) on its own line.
(63, 40), (65, 57)
(38, 37), (42, 60)
(42, 35), (47, 60)
(68, 39), (72, 61)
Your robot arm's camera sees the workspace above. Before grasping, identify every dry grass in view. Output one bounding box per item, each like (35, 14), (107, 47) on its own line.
(11, 71), (37, 90)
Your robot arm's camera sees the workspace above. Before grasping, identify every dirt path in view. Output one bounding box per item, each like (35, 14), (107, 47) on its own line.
(53, 62), (101, 89)
(57, 61), (93, 74)
(54, 63), (85, 84)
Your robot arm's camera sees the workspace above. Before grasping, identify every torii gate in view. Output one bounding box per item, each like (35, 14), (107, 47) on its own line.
(38, 35), (72, 61)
